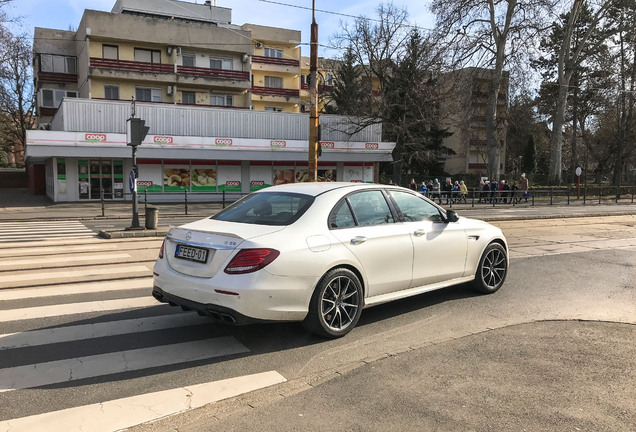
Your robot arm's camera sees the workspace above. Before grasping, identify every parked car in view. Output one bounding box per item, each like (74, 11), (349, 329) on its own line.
(152, 182), (508, 338)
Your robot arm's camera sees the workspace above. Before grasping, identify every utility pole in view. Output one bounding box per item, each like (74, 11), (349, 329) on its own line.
(308, 0), (320, 182)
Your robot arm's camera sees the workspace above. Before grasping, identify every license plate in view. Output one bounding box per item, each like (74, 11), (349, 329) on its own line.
(175, 244), (208, 263)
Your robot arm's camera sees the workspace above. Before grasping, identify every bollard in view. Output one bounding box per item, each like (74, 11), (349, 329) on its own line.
(184, 189), (188, 215)
(223, 190), (226, 209)
(145, 206), (158, 230)
(100, 187), (105, 217)
(144, 189), (147, 214)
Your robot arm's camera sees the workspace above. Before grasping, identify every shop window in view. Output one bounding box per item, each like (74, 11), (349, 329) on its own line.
(265, 106), (283, 112)
(102, 45), (119, 60)
(264, 76), (283, 88)
(40, 54), (76, 74)
(104, 85), (119, 100)
(134, 48), (161, 64)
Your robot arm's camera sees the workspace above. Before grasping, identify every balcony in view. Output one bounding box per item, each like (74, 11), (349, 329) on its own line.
(38, 72), (78, 84)
(252, 55), (299, 67)
(177, 65), (250, 81)
(251, 86), (299, 98)
(90, 57), (174, 74)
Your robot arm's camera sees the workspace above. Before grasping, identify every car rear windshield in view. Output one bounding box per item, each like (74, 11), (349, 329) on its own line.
(212, 192), (314, 226)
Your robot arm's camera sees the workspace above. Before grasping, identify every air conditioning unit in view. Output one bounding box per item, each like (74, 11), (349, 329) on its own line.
(255, 42), (263, 49)
(166, 86), (174, 95)
(38, 123), (51, 130)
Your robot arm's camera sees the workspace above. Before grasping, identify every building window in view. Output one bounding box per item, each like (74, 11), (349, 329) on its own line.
(264, 76), (283, 88)
(182, 53), (195, 67)
(104, 85), (119, 100)
(102, 45), (119, 60)
(210, 94), (233, 106)
(182, 91), (196, 104)
(40, 89), (77, 108)
(264, 48), (283, 58)
(209, 57), (232, 70)
(40, 54), (77, 74)
(134, 48), (161, 64)
(264, 106), (283, 112)
(135, 87), (161, 102)
(326, 73), (333, 86)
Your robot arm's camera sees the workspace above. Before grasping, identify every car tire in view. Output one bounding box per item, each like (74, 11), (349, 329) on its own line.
(470, 242), (508, 294)
(303, 268), (363, 338)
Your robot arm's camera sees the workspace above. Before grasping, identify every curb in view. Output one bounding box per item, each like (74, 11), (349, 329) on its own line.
(98, 229), (170, 239)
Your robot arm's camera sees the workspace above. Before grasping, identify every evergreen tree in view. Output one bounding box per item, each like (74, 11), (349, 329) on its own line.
(522, 134), (538, 175)
(326, 46), (365, 115)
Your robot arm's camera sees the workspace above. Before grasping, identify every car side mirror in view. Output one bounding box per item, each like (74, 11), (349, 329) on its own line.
(445, 210), (459, 223)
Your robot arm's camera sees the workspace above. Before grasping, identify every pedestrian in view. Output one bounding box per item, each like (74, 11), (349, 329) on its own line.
(511, 181), (519, 203)
(482, 180), (490, 203)
(520, 173), (529, 202)
(431, 179), (441, 203)
(419, 181), (427, 195)
(501, 180), (510, 203)
(443, 178), (453, 205)
(459, 180), (468, 203)
(490, 180), (498, 203)
(408, 178), (417, 191)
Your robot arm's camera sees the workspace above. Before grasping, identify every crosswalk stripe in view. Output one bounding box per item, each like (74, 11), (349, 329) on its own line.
(0, 296), (159, 323)
(0, 252), (131, 268)
(0, 264), (150, 285)
(0, 278), (151, 301)
(0, 312), (207, 350)
(0, 221), (95, 243)
(0, 337), (250, 392)
(0, 371), (287, 431)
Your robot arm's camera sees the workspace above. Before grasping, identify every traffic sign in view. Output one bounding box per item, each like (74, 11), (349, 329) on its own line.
(129, 169), (137, 193)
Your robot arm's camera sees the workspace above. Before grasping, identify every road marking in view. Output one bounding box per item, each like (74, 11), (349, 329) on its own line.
(0, 252), (131, 268)
(0, 313), (208, 350)
(0, 278), (152, 301)
(0, 337), (250, 392)
(0, 264), (150, 285)
(0, 221), (95, 243)
(0, 296), (159, 322)
(0, 371), (286, 431)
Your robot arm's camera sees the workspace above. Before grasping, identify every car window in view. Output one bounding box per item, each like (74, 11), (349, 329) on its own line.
(389, 190), (443, 222)
(347, 190), (395, 226)
(329, 200), (356, 228)
(212, 192), (313, 226)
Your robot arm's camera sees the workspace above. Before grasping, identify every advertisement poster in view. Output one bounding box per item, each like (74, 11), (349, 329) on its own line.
(250, 165), (272, 191)
(137, 164), (163, 193)
(163, 167), (190, 192)
(317, 169), (337, 182)
(217, 164), (241, 192)
(273, 167), (294, 185)
(295, 169), (309, 183)
(191, 167), (217, 192)
(343, 166), (363, 182)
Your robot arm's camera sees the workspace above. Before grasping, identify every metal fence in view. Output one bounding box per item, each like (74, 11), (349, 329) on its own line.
(433, 185), (636, 208)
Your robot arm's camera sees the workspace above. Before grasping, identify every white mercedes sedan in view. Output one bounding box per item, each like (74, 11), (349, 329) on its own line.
(152, 182), (508, 338)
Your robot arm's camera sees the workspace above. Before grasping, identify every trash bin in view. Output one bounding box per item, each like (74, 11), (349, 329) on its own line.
(145, 206), (158, 230)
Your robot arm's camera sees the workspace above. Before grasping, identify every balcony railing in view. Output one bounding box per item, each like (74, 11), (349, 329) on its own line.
(38, 71), (78, 84)
(301, 83), (334, 92)
(251, 86), (299, 97)
(90, 57), (174, 74)
(177, 65), (249, 81)
(251, 55), (300, 67)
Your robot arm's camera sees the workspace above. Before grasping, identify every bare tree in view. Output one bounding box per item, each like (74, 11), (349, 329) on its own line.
(0, 32), (34, 167)
(544, 0), (618, 184)
(431, 0), (555, 181)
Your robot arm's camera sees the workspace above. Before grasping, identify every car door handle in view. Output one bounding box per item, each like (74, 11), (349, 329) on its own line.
(414, 229), (426, 237)
(350, 236), (367, 245)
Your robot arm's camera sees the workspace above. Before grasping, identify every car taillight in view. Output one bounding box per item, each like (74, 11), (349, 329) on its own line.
(158, 238), (165, 259)
(224, 249), (280, 274)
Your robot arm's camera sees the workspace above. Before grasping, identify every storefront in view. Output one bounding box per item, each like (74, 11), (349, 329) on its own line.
(26, 130), (393, 202)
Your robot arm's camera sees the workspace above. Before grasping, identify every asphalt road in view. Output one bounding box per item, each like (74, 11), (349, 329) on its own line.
(0, 215), (634, 431)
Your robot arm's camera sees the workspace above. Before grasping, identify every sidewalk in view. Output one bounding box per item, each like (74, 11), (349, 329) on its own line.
(1, 187), (635, 228)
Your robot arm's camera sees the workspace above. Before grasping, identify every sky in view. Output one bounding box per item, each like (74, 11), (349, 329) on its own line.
(7, 0), (436, 58)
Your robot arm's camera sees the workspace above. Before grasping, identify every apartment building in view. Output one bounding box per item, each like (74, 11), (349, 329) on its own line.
(28, 0), (392, 201)
(299, 56), (336, 113)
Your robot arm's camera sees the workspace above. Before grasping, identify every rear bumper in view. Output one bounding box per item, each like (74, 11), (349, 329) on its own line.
(152, 286), (262, 325)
